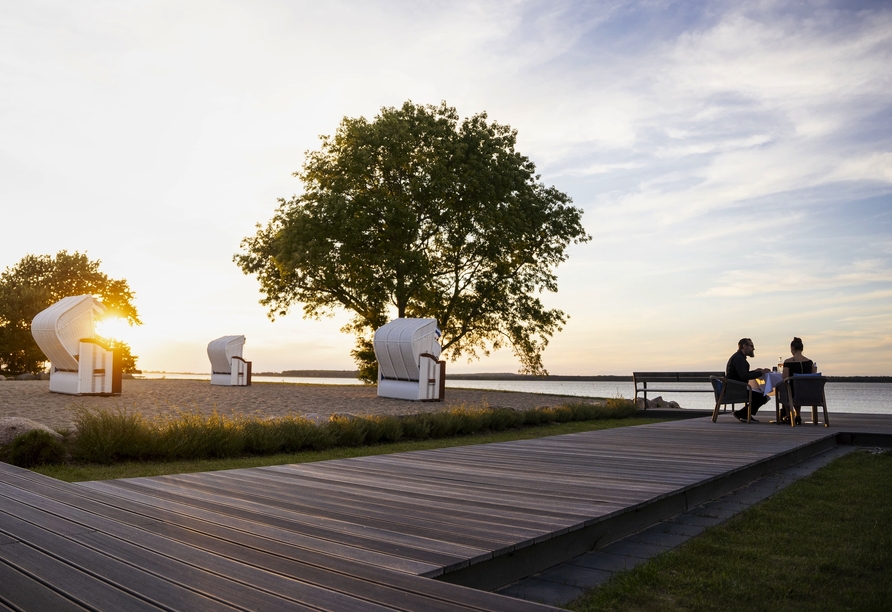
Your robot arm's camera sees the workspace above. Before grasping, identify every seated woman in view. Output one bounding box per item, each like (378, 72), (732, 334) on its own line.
(782, 337), (817, 424)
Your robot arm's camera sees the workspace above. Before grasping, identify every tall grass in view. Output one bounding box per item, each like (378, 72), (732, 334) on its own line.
(66, 399), (636, 465)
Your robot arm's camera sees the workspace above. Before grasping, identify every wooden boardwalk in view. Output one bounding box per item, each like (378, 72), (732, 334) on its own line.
(1, 413), (890, 610)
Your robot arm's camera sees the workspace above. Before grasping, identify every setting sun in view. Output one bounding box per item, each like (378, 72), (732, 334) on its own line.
(96, 317), (132, 344)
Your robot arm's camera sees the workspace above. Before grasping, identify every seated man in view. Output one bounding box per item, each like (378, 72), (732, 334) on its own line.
(726, 338), (772, 423)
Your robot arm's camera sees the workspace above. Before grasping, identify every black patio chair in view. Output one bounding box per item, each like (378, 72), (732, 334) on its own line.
(710, 376), (754, 423)
(777, 375), (829, 427)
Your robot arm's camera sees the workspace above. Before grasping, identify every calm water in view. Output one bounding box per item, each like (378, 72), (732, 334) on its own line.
(140, 373), (891, 414)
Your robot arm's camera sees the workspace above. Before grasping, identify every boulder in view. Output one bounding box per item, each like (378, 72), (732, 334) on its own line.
(635, 396), (682, 409)
(635, 397), (654, 410)
(648, 396), (681, 409)
(0, 417), (62, 446)
(15, 373), (38, 381)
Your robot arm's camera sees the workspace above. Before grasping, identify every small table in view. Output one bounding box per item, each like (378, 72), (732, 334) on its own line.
(762, 371), (785, 394)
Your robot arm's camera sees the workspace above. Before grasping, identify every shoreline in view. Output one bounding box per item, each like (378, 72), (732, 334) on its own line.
(142, 371), (892, 383)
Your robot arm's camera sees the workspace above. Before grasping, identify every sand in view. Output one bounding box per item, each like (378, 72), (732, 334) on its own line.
(0, 378), (598, 431)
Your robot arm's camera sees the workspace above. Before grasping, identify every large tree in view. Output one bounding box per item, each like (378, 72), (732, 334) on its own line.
(236, 101), (589, 381)
(0, 251), (142, 374)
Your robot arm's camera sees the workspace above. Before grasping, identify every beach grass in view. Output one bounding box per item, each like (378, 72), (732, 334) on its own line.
(567, 448), (892, 612)
(32, 415), (667, 482)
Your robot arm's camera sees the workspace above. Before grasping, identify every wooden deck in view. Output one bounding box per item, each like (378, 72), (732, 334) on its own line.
(1, 413), (890, 610)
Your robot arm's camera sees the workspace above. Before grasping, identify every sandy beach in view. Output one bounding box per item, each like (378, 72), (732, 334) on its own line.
(0, 379), (598, 431)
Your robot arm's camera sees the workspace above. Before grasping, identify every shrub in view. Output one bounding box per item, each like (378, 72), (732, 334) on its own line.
(326, 415), (367, 448)
(62, 397), (638, 465)
(71, 406), (154, 463)
(4, 430), (66, 467)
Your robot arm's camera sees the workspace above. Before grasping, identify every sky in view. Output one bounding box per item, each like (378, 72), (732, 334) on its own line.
(2, 0), (890, 376)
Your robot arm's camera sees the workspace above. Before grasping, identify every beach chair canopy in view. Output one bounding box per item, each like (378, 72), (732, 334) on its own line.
(374, 318), (441, 382)
(207, 335), (246, 375)
(373, 318), (444, 401)
(207, 335), (252, 386)
(31, 295), (107, 372)
(31, 295), (121, 396)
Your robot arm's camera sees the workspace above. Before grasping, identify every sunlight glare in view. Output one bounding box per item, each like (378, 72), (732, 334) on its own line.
(96, 317), (131, 343)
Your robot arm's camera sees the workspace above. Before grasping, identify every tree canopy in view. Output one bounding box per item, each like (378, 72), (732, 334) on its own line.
(0, 251), (142, 374)
(236, 101), (589, 381)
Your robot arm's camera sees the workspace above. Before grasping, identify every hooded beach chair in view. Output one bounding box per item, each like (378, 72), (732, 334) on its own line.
(373, 318), (445, 401)
(31, 295), (122, 395)
(207, 335), (252, 386)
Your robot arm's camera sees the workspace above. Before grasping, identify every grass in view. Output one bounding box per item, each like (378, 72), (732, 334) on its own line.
(51, 399), (641, 466)
(33, 414), (666, 482)
(567, 448), (892, 612)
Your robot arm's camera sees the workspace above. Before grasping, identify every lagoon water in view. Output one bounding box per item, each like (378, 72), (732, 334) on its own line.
(141, 373), (891, 415)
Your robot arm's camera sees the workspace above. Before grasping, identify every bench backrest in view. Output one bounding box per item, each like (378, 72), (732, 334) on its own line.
(633, 372), (724, 384)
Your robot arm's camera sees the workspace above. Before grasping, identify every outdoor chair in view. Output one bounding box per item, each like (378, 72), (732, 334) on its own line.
(31, 295), (122, 396)
(710, 375), (754, 423)
(374, 318), (445, 401)
(207, 335), (252, 386)
(776, 375), (829, 427)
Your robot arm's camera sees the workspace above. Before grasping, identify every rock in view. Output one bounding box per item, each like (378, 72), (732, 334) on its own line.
(39, 372), (51, 380)
(15, 373), (38, 381)
(646, 396), (683, 409)
(635, 397), (654, 409)
(0, 417), (62, 446)
(301, 413), (328, 425)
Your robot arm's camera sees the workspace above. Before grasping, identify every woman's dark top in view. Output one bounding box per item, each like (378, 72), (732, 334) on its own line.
(784, 359), (814, 398)
(784, 360), (813, 375)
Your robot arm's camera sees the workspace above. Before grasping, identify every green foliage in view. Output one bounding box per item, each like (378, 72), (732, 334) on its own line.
(67, 399), (638, 464)
(36, 416), (666, 483)
(235, 101), (590, 379)
(1, 430), (66, 467)
(0, 251), (142, 374)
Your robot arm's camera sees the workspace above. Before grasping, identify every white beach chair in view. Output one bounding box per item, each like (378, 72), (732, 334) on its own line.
(31, 295), (122, 396)
(374, 318), (444, 401)
(207, 335), (252, 386)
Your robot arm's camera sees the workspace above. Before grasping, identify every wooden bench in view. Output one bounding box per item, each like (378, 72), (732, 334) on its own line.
(632, 372), (724, 409)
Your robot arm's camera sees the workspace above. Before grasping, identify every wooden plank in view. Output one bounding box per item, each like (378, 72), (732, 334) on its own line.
(0, 490), (399, 612)
(0, 499), (280, 611)
(195, 470), (571, 535)
(0, 468), (556, 611)
(91, 476), (483, 568)
(0, 466), (445, 576)
(214, 468), (576, 531)
(123, 473), (528, 550)
(0, 558), (90, 612)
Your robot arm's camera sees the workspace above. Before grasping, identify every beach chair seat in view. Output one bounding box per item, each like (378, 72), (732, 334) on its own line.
(207, 335), (252, 386)
(31, 295), (122, 396)
(374, 318), (444, 401)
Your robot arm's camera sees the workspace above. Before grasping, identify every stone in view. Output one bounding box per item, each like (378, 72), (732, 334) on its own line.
(647, 396), (682, 409)
(0, 417), (62, 446)
(15, 373), (38, 381)
(635, 397), (654, 409)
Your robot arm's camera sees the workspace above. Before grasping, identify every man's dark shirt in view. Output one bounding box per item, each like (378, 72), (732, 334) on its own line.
(726, 351), (761, 382)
